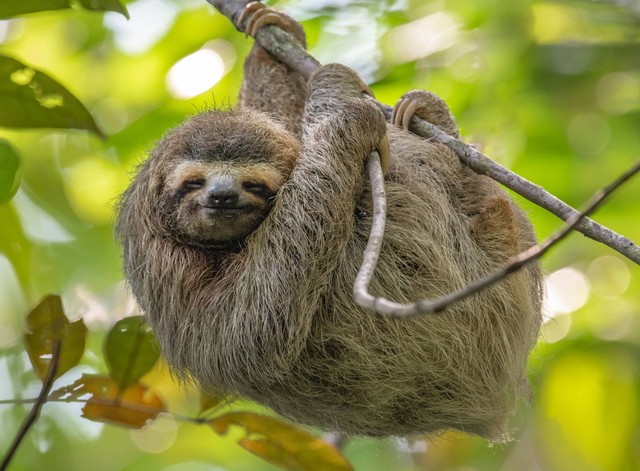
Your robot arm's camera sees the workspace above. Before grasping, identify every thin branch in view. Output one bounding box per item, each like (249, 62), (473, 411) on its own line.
(205, 0), (640, 265)
(0, 395), (201, 425)
(397, 112), (640, 265)
(1, 340), (61, 471)
(353, 151), (386, 308)
(0, 395), (346, 449)
(206, 0), (319, 78)
(355, 159), (640, 318)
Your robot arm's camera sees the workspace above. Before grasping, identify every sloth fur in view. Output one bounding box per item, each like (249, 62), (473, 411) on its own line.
(116, 13), (542, 439)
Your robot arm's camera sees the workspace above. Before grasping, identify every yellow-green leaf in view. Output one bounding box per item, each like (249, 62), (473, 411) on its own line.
(24, 295), (87, 381)
(210, 412), (353, 471)
(104, 316), (159, 390)
(0, 0), (128, 19)
(76, 0), (128, 18)
(0, 139), (20, 203)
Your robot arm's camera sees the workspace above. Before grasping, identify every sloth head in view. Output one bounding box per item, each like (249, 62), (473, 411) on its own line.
(163, 155), (286, 246)
(120, 110), (300, 249)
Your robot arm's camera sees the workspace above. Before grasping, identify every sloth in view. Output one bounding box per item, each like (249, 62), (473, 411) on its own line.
(116, 3), (543, 439)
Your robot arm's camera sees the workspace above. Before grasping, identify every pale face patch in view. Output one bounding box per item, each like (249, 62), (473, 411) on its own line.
(163, 160), (287, 247)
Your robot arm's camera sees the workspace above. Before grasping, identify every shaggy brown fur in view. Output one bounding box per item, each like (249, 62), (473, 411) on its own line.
(116, 7), (542, 439)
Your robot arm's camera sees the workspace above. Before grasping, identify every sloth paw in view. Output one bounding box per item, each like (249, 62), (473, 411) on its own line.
(310, 63), (374, 100)
(238, 2), (306, 44)
(391, 90), (459, 138)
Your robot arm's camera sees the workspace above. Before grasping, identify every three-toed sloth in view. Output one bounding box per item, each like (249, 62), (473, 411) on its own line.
(116, 5), (542, 439)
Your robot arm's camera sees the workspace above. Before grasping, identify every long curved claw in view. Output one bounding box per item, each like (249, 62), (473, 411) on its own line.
(392, 97), (420, 131)
(238, 1), (300, 39)
(237, 1), (263, 35)
(392, 98), (410, 128)
(392, 90), (460, 137)
(356, 76), (374, 99)
(246, 11), (289, 37)
(377, 134), (391, 175)
(401, 101), (419, 131)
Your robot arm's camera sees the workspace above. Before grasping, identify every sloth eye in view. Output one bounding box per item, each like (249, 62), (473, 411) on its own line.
(242, 181), (269, 196)
(182, 179), (205, 191)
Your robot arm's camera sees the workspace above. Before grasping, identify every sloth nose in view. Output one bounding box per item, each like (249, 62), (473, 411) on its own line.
(206, 177), (240, 208)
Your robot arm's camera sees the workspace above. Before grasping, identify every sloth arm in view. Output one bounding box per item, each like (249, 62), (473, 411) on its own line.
(237, 7), (308, 137)
(227, 64), (388, 378)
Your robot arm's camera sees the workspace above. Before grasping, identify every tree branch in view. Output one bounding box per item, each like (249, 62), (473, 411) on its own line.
(205, 0), (640, 265)
(355, 159), (640, 317)
(1, 340), (61, 471)
(399, 114), (640, 265)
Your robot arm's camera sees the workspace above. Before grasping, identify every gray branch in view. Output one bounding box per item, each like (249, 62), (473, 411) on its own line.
(356, 159), (640, 317)
(206, 0), (640, 265)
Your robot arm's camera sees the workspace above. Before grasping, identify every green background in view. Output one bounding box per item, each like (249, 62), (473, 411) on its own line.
(1, 0), (639, 470)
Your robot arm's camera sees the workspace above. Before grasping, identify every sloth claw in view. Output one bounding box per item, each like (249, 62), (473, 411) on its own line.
(377, 134), (390, 175)
(238, 2), (298, 39)
(391, 90), (459, 137)
(392, 96), (420, 131)
(247, 11), (288, 38)
(237, 1), (262, 35)
(391, 96), (407, 129)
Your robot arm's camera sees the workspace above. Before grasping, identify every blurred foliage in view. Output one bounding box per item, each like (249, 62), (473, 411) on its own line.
(0, 139), (20, 203)
(0, 54), (103, 134)
(104, 316), (159, 390)
(0, 0), (639, 470)
(210, 413), (354, 471)
(0, 0), (129, 20)
(52, 374), (166, 428)
(24, 294), (87, 380)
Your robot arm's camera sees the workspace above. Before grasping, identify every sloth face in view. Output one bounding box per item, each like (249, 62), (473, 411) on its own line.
(164, 160), (286, 247)
(147, 109), (300, 248)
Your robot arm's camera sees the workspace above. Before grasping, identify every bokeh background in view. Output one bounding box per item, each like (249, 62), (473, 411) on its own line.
(1, 0), (639, 470)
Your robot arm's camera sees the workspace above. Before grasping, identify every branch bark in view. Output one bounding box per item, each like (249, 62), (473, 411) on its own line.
(206, 0), (640, 265)
(356, 158), (640, 317)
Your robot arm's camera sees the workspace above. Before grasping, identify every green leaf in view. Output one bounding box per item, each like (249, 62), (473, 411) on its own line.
(0, 0), (70, 18)
(76, 0), (129, 18)
(210, 413), (354, 471)
(24, 294), (88, 381)
(0, 54), (103, 136)
(0, 0), (128, 19)
(104, 316), (159, 390)
(0, 139), (20, 203)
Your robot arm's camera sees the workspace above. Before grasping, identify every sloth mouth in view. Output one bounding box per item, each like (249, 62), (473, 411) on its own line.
(201, 205), (259, 219)
(203, 206), (248, 211)
(203, 206), (249, 213)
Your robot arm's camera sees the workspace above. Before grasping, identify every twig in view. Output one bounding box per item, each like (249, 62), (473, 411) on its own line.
(355, 159), (640, 317)
(0, 395), (346, 450)
(205, 0), (640, 264)
(0, 395), (201, 425)
(353, 151), (386, 308)
(398, 113), (640, 265)
(206, 0), (319, 77)
(1, 340), (61, 471)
